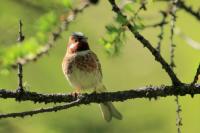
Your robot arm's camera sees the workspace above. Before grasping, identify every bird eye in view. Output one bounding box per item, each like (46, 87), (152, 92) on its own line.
(74, 39), (78, 42)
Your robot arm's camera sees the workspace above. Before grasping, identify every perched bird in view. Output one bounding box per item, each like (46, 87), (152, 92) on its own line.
(62, 32), (122, 122)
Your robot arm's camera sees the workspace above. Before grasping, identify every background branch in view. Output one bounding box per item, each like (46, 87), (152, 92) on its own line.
(177, 0), (200, 21)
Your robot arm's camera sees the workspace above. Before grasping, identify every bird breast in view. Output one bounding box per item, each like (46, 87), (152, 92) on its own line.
(62, 50), (102, 89)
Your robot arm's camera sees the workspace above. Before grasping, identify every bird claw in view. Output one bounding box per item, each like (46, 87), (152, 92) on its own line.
(71, 90), (80, 98)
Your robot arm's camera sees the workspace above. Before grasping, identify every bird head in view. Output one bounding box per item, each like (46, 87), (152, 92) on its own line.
(67, 32), (90, 54)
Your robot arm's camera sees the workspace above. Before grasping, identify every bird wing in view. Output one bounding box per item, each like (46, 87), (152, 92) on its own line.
(88, 51), (103, 77)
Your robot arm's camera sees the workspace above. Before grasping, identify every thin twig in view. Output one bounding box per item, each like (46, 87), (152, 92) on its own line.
(169, 4), (176, 69)
(157, 0), (200, 21)
(144, 20), (168, 29)
(0, 99), (81, 119)
(108, 0), (182, 85)
(175, 96), (182, 132)
(133, 0), (147, 19)
(169, 0), (182, 132)
(191, 64), (200, 85)
(156, 11), (168, 52)
(17, 20), (25, 93)
(128, 0), (147, 27)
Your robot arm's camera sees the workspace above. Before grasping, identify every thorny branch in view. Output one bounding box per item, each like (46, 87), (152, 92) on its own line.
(0, 83), (200, 119)
(17, 20), (25, 93)
(11, 1), (90, 69)
(169, 0), (182, 132)
(156, 11), (168, 52)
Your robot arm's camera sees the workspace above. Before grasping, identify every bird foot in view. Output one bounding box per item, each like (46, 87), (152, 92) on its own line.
(71, 90), (81, 98)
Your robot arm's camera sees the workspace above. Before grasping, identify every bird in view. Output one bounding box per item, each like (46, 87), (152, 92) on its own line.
(62, 32), (122, 122)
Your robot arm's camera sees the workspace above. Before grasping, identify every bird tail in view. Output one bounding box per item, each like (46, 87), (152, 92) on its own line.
(96, 84), (123, 122)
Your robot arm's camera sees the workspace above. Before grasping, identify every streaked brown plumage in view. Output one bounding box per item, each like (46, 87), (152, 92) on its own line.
(62, 32), (122, 121)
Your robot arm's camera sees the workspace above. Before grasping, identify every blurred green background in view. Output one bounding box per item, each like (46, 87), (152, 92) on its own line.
(0, 0), (200, 133)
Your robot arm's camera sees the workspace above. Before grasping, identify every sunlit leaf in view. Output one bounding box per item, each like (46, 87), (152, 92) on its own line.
(123, 2), (134, 13)
(62, 0), (73, 8)
(36, 11), (57, 32)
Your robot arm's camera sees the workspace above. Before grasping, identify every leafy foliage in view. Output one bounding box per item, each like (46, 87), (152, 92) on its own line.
(0, 0), (73, 74)
(36, 11), (57, 33)
(62, 0), (73, 8)
(0, 38), (40, 74)
(99, 24), (126, 55)
(99, 1), (145, 55)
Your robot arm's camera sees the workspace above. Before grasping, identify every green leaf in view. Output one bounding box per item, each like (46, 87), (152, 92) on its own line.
(106, 25), (118, 33)
(62, 0), (72, 8)
(36, 32), (48, 43)
(115, 14), (127, 25)
(99, 23), (126, 56)
(123, 2), (134, 13)
(36, 11), (57, 32)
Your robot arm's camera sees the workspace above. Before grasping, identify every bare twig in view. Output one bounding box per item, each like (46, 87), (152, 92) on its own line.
(169, 1), (177, 69)
(17, 20), (25, 93)
(144, 19), (168, 29)
(156, 11), (168, 52)
(133, 0), (147, 19)
(108, 0), (182, 85)
(0, 99), (81, 119)
(175, 96), (182, 132)
(157, 0), (200, 21)
(169, 0), (182, 132)
(191, 64), (200, 85)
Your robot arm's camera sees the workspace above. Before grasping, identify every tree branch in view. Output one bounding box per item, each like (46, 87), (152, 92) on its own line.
(108, 0), (182, 85)
(0, 84), (200, 104)
(191, 64), (200, 85)
(0, 99), (81, 119)
(0, 84), (200, 119)
(177, 0), (200, 21)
